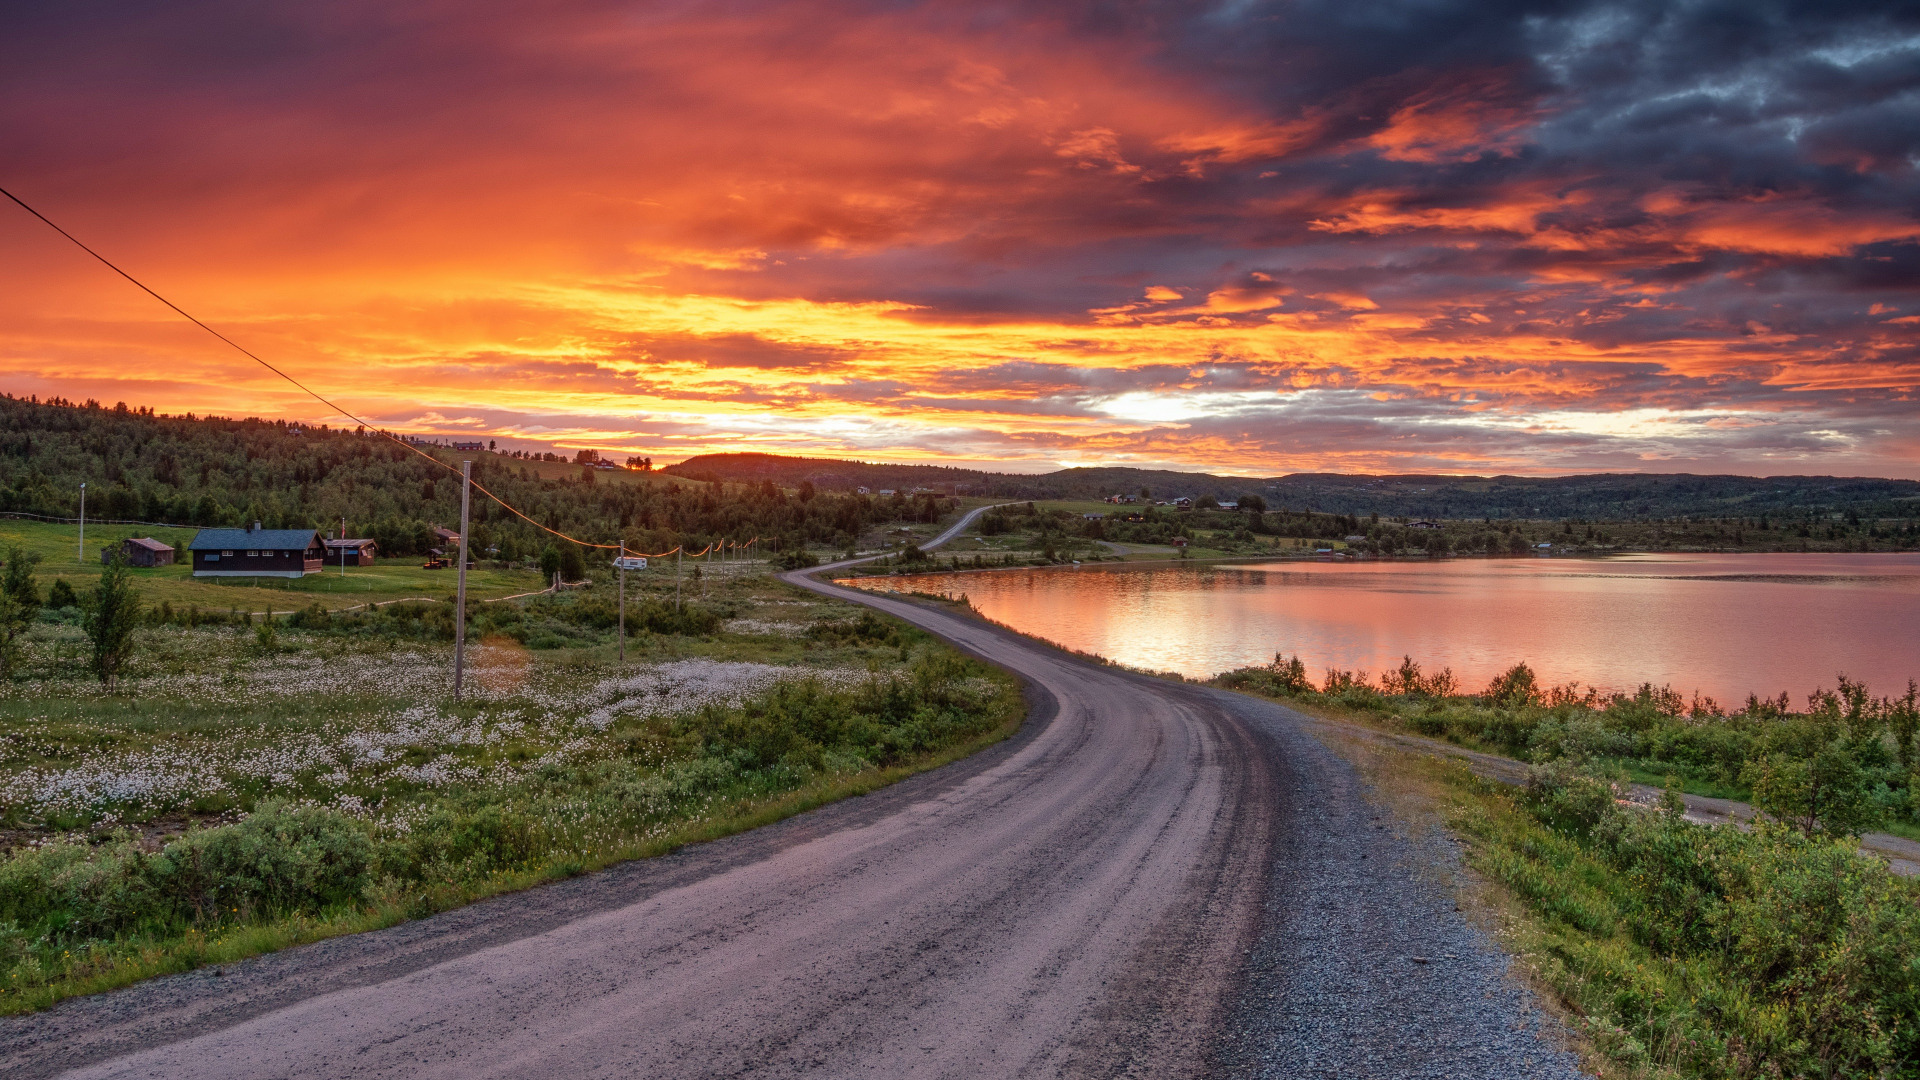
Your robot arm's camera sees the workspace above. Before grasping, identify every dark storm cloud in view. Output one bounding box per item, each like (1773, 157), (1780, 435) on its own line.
(1, 0), (1915, 473)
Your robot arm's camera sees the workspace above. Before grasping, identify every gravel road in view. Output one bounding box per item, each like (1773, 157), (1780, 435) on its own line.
(1, 508), (1586, 1078)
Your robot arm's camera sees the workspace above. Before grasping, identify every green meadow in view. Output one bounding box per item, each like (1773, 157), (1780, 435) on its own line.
(0, 515), (1022, 1013)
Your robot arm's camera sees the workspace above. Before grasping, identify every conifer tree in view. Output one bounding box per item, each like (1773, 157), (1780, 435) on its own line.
(83, 551), (142, 688)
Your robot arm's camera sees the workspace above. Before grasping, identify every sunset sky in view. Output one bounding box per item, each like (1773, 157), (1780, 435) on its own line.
(3, 1), (1917, 477)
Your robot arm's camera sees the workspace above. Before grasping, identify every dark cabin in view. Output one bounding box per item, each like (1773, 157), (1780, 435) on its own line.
(103, 537), (175, 567)
(324, 538), (379, 567)
(188, 523), (325, 578)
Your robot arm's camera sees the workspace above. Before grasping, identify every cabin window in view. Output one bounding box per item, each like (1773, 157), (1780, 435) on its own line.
(246, 550), (259, 557)
(221, 550), (234, 557)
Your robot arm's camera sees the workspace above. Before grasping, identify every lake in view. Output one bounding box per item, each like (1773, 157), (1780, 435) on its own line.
(844, 553), (1920, 705)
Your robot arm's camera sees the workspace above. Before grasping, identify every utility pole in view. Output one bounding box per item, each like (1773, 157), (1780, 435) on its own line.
(675, 547), (682, 611)
(453, 460), (472, 702)
(77, 483), (85, 562)
(340, 516), (347, 576)
(617, 541), (626, 663)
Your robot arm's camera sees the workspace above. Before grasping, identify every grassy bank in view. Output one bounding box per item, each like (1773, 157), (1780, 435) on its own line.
(0, 557), (1023, 1012)
(1218, 655), (1920, 841)
(1229, 656), (1920, 1078)
(1328, 737), (1920, 1080)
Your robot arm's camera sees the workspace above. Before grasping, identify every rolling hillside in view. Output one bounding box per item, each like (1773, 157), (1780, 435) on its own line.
(665, 454), (1920, 520)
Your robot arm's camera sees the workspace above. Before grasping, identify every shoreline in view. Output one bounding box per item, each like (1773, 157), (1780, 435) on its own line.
(835, 544), (1920, 583)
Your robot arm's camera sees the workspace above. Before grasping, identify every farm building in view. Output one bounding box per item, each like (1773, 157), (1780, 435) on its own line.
(102, 537), (175, 567)
(188, 524), (325, 578)
(324, 538), (378, 566)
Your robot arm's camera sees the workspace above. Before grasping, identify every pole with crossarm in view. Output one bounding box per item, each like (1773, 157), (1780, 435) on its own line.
(453, 460), (472, 701)
(618, 540), (626, 663)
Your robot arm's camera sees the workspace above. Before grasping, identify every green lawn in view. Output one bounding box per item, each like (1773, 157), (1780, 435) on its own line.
(0, 520), (548, 613)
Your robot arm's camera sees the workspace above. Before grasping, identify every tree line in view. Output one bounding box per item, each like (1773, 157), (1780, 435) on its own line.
(0, 395), (948, 558)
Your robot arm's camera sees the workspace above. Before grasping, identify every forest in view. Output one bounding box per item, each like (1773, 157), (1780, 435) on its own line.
(667, 452), (1920, 521)
(0, 395), (950, 559)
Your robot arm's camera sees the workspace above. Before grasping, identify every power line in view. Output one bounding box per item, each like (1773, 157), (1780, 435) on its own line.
(1, 184), (644, 554)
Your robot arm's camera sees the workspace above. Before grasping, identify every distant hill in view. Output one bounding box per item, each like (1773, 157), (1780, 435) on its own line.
(664, 454), (1920, 520)
(662, 454), (1003, 495)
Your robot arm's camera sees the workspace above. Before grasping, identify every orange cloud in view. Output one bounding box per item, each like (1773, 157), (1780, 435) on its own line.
(1364, 70), (1538, 163)
(0, 1), (1914, 478)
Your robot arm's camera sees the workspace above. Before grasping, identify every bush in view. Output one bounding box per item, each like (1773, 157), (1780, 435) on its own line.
(0, 805), (373, 940)
(1524, 759), (1622, 834)
(805, 611), (908, 648)
(1381, 655), (1457, 697)
(1506, 760), (1920, 1077)
(46, 578), (77, 609)
(558, 544), (586, 583)
(400, 803), (540, 877)
(1270, 653), (1312, 693)
(629, 602), (722, 636)
(1483, 662), (1539, 706)
(1745, 743), (1882, 837)
(1712, 826), (1920, 1071)
(154, 804), (374, 921)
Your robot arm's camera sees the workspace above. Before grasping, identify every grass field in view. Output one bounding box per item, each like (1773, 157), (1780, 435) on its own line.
(1, 519), (554, 614)
(0, 550), (1024, 1011)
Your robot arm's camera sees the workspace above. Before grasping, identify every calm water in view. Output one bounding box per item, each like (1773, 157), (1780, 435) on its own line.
(846, 554), (1920, 704)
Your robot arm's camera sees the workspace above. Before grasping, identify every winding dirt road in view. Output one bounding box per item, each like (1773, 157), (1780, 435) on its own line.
(3, 505), (1582, 1078)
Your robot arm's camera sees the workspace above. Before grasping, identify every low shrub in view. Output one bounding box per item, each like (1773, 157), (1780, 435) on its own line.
(0, 644), (1019, 1010)
(1497, 763), (1920, 1077)
(1216, 658), (1920, 830)
(0, 804), (373, 942)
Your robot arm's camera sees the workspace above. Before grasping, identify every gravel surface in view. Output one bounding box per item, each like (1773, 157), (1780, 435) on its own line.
(1204, 688), (1588, 1079)
(2, 510), (1592, 1078)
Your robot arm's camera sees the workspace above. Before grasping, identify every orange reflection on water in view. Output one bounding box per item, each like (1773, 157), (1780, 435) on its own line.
(848, 553), (1920, 703)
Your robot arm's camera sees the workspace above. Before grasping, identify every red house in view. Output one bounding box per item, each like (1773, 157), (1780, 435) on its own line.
(324, 538), (379, 566)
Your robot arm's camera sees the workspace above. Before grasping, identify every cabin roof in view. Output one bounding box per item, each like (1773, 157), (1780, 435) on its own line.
(189, 528), (320, 551)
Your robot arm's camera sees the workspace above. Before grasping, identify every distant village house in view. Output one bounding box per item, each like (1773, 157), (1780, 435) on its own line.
(103, 537), (174, 567)
(189, 524), (325, 578)
(324, 538), (379, 566)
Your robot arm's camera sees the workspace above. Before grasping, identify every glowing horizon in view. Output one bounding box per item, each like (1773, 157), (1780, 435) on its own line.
(4, 2), (1917, 478)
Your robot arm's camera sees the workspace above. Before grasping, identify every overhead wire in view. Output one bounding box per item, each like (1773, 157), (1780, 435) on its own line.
(0, 184), (760, 558)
